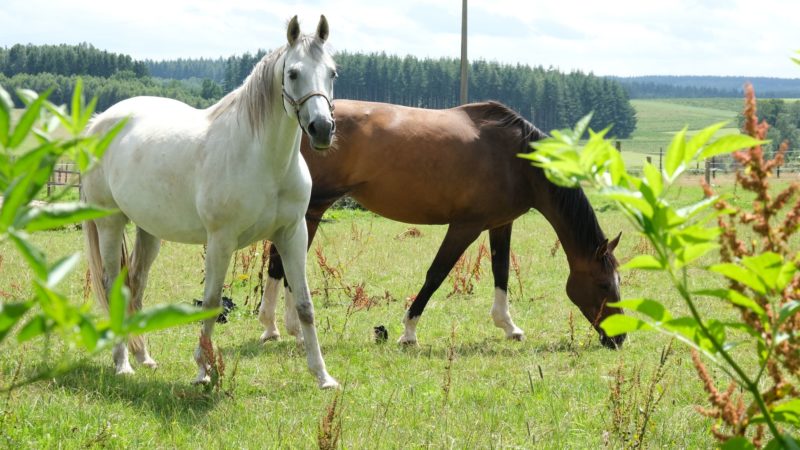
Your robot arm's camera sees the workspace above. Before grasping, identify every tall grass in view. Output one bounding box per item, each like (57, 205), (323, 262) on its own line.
(2, 192), (791, 447)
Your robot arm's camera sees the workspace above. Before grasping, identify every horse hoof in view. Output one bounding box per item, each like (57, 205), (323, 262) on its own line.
(507, 332), (525, 342)
(260, 331), (280, 343)
(192, 375), (211, 385)
(397, 336), (418, 346)
(115, 365), (135, 376)
(319, 377), (340, 390)
(141, 358), (159, 369)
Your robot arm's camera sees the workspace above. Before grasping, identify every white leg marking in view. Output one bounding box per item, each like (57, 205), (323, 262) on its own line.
(398, 311), (420, 345)
(284, 287), (304, 343)
(133, 343), (158, 369)
(491, 287), (524, 340)
(258, 276), (282, 342)
(113, 342), (135, 375)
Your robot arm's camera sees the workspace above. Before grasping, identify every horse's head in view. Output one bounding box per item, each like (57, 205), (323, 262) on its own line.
(565, 232), (625, 349)
(282, 15), (337, 150)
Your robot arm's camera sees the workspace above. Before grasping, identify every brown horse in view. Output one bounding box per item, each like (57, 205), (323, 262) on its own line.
(258, 99), (624, 348)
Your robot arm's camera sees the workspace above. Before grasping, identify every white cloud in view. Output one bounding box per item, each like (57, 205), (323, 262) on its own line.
(0, 0), (798, 77)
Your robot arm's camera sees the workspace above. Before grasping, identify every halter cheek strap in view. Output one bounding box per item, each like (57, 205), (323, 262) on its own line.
(280, 55), (335, 129)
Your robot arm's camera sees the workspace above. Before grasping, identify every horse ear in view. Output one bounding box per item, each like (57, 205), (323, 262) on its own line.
(316, 15), (329, 42)
(608, 232), (622, 253)
(595, 238), (610, 261)
(287, 15), (301, 46)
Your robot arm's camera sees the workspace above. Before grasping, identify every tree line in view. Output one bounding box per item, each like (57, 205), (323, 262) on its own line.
(1, 43), (638, 137)
(219, 51), (637, 137)
(0, 43), (148, 79)
(614, 75), (800, 99)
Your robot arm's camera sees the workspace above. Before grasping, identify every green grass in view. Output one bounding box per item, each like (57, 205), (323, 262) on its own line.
(617, 99), (741, 158)
(5, 182), (787, 448)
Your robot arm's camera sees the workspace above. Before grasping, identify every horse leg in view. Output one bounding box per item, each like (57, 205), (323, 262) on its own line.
(259, 209), (327, 343)
(127, 227), (162, 367)
(193, 233), (236, 384)
(258, 245), (284, 342)
(93, 214), (133, 374)
(489, 224), (524, 340)
(274, 220), (337, 389)
(399, 224), (483, 345)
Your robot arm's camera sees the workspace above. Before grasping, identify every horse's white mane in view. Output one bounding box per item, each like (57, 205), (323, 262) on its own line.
(208, 35), (334, 134)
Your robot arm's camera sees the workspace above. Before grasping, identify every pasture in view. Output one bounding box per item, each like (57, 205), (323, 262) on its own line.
(2, 98), (798, 447)
(2, 182), (779, 448)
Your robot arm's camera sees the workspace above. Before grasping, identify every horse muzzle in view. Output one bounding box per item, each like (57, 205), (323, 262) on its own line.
(307, 116), (335, 150)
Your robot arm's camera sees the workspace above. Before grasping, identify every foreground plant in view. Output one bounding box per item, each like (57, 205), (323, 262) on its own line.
(0, 81), (217, 389)
(523, 86), (799, 448)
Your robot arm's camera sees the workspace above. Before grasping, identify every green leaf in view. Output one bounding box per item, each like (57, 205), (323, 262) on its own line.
(19, 202), (112, 233)
(664, 127), (688, 179)
(79, 318), (101, 352)
(778, 301), (800, 329)
(701, 134), (766, 160)
(599, 314), (652, 337)
(17, 315), (47, 343)
(642, 162), (663, 197)
(686, 122), (728, 162)
(709, 263), (768, 295)
(663, 317), (725, 354)
(675, 242), (719, 269)
(108, 269), (130, 335)
(126, 304), (221, 334)
(602, 188), (655, 218)
(8, 88), (50, 149)
(609, 298), (672, 322)
(0, 300), (34, 343)
(0, 84), (11, 147)
(47, 253), (80, 288)
(694, 288), (766, 317)
(621, 254), (664, 271)
(752, 399), (800, 428)
(741, 252), (795, 293)
(71, 78), (83, 128)
(721, 436), (756, 450)
(8, 231), (48, 279)
(90, 117), (127, 165)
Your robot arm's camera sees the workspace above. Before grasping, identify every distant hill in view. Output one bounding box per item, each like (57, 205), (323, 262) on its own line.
(610, 76), (800, 99)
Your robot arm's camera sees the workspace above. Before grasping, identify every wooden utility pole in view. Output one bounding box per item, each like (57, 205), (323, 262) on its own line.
(460, 0), (468, 105)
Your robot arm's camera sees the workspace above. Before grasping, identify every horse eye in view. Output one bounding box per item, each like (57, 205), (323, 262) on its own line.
(330, 70), (338, 79)
(288, 69), (299, 81)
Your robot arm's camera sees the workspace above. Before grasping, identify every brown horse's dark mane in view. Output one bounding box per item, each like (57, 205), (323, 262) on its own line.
(471, 101), (617, 268)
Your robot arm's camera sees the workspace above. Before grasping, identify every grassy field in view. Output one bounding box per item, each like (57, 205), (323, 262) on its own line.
(3, 178), (794, 448)
(2, 99), (797, 448)
(616, 98), (744, 169)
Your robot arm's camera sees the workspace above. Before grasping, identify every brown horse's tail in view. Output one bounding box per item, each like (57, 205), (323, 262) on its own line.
(84, 216), (145, 354)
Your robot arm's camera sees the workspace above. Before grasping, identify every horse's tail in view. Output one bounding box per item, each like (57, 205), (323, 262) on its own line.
(83, 204), (145, 354)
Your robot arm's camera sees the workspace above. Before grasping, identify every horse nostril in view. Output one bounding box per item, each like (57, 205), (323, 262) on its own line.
(307, 121), (317, 136)
(331, 120), (336, 133)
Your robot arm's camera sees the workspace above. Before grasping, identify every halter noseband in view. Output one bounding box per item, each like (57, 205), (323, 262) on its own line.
(280, 55), (335, 128)
(282, 88), (335, 119)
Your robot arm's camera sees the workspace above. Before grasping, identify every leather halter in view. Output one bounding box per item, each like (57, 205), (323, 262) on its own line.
(280, 55), (335, 129)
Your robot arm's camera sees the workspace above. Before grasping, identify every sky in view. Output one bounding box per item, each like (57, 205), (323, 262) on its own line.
(1, 0), (799, 78)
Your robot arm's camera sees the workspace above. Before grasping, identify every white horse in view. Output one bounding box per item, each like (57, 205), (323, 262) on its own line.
(83, 15), (339, 389)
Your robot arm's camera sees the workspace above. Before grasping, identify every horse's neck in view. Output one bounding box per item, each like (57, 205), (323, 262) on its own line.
(532, 180), (604, 270)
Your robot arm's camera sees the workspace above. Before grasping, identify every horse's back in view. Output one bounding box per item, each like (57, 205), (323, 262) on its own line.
(303, 100), (532, 225)
(84, 96), (213, 242)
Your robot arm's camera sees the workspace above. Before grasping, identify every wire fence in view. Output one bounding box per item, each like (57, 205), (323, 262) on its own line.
(625, 146), (800, 183)
(47, 163), (82, 197)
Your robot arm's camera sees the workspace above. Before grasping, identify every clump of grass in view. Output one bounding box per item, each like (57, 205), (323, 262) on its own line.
(198, 335), (238, 396)
(318, 389), (343, 450)
(395, 227), (422, 240)
(606, 340), (674, 449)
(442, 324), (457, 407)
(447, 240), (489, 297)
